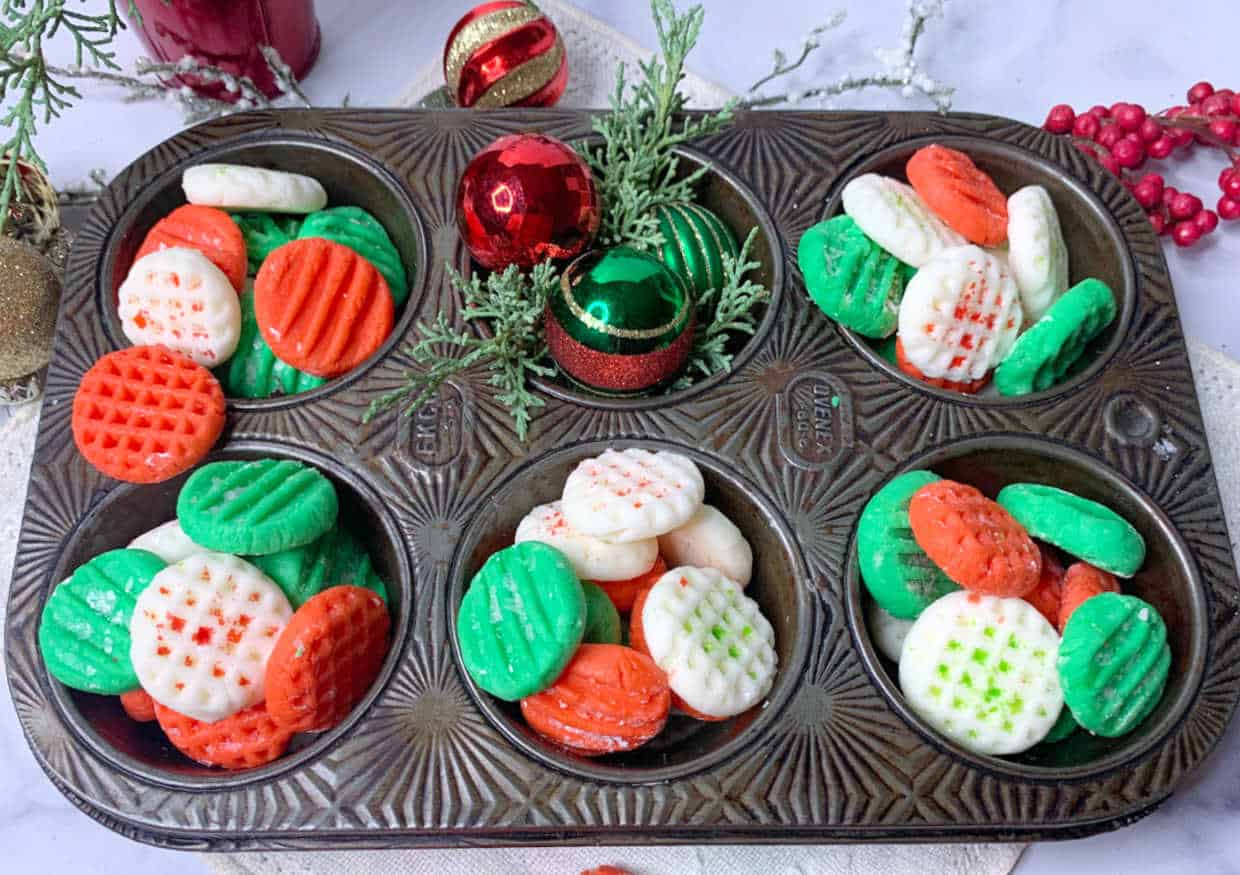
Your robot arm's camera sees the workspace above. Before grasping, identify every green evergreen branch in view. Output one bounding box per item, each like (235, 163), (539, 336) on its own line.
(0, 0), (124, 229)
(364, 260), (559, 441)
(679, 228), (768, 382)
(577, 0), (735, 250)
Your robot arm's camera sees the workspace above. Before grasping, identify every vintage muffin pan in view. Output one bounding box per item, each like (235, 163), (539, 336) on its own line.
(6, 109), (1239, 848)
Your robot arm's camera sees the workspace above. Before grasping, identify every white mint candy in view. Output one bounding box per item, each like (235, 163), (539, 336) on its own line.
(128, 520), (204, 565)
(899, 591), (1063, 756)
(118, 247), (241, 367)
(561, 448), (705, 543)
(842, 174), (967, 268)
(514, 501), (658, 582)
(897, 245), (1023, 382)
(866, 599), (915, 663)
(641, 566), (777, 719)
(130, 552), (292, 722)
(657, 504), (753, 588)
(183, 163), (328, 214)
(1007, 185), (1070, 323)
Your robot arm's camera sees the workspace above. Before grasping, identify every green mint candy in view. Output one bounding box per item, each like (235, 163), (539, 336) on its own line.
(857, 470), (959, 619)
(231, 212), (302, 275)
(997, 483), (1145, 577)
(875, 335), (899, 366)
(1040, 707), (1079, 744)
(215, 289), (326, 399)
(457, 541), (584, 701)
(1058, 593), (1170, 737)
(178, 458), (338, 555)
(581, 581), (622, 645)
(251, 525), (388, 608)
(798, 215), (909, 339)
(38, 549), (166, 693)
(297, 206), (409, 306)
(994, 278), (1116, 396)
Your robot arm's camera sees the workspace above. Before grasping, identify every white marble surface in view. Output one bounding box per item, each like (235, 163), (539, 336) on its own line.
(6, 0), (1240, 872)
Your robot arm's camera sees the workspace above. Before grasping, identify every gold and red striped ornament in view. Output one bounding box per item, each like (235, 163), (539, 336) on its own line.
(442, 1), (568, 109)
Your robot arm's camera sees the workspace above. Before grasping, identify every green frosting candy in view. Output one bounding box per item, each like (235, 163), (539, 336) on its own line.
(1058, 593), (1170, 737)
(215, 289), (326, 399)
(652, 201), (740, 296)
(178, 459), (339, 555)
(1039, 706), (1079, 744)
(231, 212), (302, 274)
(297, 206), (409, 307)
(857, 470), (959, 619)
(995, 278), (1117, 396)
(251, 525), (387, 609)
(580, 581), (622, 645)
(997, 483), (1146, 577)
(797, 215), (909, 338)
(875, 335), (899, 366)
(457, 541), (584, 701)
(38, 549), (166, 693)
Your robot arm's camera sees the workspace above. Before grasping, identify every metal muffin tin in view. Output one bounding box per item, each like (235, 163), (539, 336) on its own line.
(6, 109), (1238, 848)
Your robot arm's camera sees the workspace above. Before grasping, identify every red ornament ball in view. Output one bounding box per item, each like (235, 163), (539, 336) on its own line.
(456, 132), (600, 271)
(443, 1), (568, 109)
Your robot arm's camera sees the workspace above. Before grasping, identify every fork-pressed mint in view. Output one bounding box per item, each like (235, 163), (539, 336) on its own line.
(367, 0), (770, 439)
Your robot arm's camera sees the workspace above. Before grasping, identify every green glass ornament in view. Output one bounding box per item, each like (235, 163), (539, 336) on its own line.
(652, 202), (739, 295)
(545, 246), (694, 394)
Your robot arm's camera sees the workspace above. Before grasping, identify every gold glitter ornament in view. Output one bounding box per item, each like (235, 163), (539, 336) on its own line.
(0, 154), (60, 253)
(0, 236), (62, 402)
(442, 1), (568, 109)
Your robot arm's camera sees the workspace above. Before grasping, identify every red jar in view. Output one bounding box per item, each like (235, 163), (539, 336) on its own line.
(127, 0), (321, 99)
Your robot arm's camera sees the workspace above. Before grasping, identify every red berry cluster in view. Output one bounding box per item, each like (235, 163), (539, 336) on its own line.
(1043, 81), (1240, 248)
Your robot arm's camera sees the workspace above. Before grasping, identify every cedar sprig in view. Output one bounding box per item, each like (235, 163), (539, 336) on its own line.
(578, 0), (735, 250)
(677, 228), (768, 384)
(364, 260), (559, 441)
(0, 1), (126, 229)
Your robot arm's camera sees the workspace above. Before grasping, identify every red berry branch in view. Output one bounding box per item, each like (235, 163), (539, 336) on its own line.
(1043, 80), (1240, 248)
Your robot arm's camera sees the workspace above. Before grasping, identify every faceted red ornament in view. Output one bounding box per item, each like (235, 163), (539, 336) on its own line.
(456, 132), (600, 271)
(443, 1), (568, 109)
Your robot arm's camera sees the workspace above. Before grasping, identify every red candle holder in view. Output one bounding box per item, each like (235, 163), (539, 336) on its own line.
(127, 0), (321, 100)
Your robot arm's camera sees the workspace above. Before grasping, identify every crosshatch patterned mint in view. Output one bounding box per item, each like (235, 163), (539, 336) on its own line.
(900, 590), (1064, 756)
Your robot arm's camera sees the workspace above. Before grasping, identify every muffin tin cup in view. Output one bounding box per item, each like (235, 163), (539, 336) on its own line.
(34, 438), (413, 790)
(447, 438), (811, 783)
(845, 434), (1208, 779)
(7, 108), (1238, 848)
(822, 134), (1138, 406)
(464, 145), (786, 411)
(99, 132), (430, 411)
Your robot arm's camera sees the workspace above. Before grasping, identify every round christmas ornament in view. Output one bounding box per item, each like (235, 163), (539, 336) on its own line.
(443, 1), (568, 109)
(0, 236), (62, 405)
(1, 153), (61, 254)
(652, 202), (739, 296)
(456, 132), (599, 271)
(545, 247), (694, 394)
